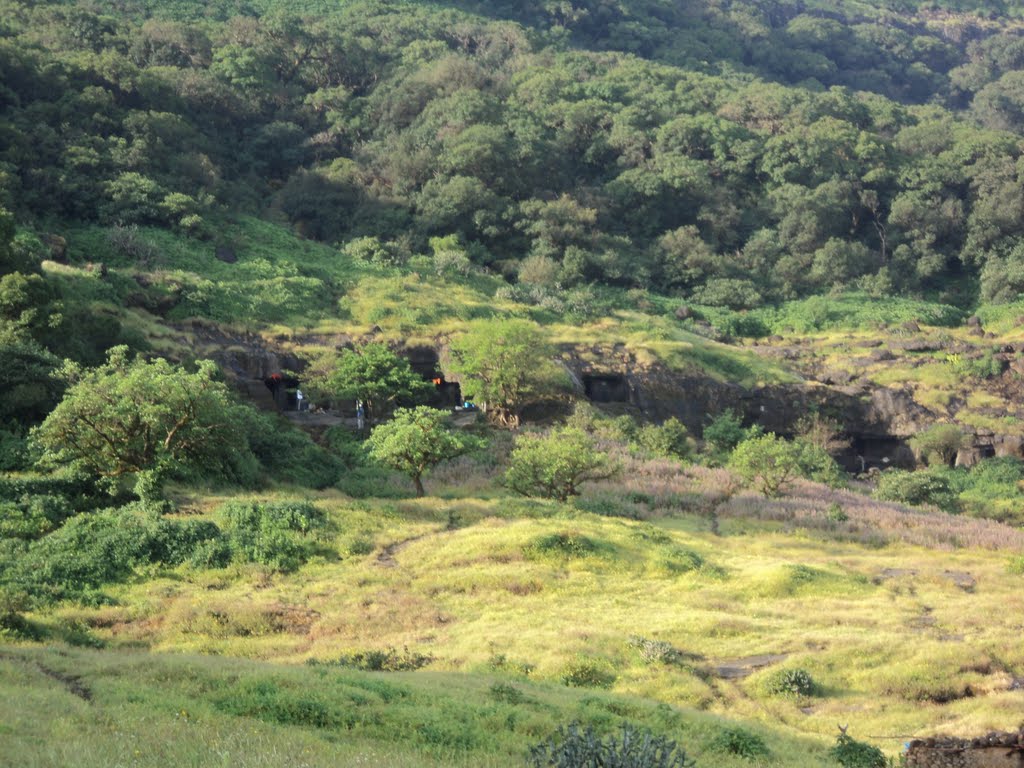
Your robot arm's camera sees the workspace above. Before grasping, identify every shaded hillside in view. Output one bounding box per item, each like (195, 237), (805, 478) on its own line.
(5, 0), (1024, 308)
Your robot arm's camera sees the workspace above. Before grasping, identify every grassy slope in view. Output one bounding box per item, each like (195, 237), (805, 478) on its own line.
(50, 218), (796, 387)
(12, 464), (1024, 762)
(0, 644), (834, 768)
(16, 218), (1024, 764)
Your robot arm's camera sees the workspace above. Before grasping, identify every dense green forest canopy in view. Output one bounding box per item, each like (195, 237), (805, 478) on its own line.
(4, 0), (1024, 306)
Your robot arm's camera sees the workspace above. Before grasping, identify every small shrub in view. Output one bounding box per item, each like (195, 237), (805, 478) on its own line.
(347, 536), (375, 556)
(828, 731), (887, 768)
(762, 667), (817, 698)
(0, 587), (36, 638)
(826, 502), (849, 523)
(342, 236), (402, 267)
(188, 537), (233, 569)
(526, 532), (598, 559)
(708, 726), (771, 760)
(560, 657), (617, 688)
(796, 441), (846, 488)
(528, 722), (693, 768)
(633, 418), (692, 461)
(702, 411), (748, 456)
(489, 682), (528, 704)
(663, 547), (704, 573)
(432, 247), (472, 277)
(53, 617), (104, 648)
(487, 653), (535, 677)
(628, 636), (683, 665)
(107, 223), (160, 264)
(874, 470), (960, 514)
(149, 518), (224, 565)
(714, 313), (771, 339)
(329, 646), (434, 672)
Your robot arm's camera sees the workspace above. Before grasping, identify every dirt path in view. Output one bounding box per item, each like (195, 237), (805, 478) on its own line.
(375, 531), (435, 568)
(36, 663), (92, 701)
(374, 522), (466, 568)
(713, 654), (789, 680)
(0, 652), (93, 702)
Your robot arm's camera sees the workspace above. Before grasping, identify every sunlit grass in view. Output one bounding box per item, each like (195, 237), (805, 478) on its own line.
(18, 466), (1024, 761)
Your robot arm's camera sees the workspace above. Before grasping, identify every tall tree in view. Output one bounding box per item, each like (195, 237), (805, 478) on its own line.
(326, 342), (431, 421)
(32, 347), (256, 498)
(366, 406), (477, 497)
(445, 319), (567, 428)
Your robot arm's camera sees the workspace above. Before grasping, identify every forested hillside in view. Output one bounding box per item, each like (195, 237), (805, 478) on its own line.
(8, 3), (1024, 766)
(6, 0), (1024, 311)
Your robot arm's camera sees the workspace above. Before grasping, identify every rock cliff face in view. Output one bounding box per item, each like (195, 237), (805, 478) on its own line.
(182, 326), (1024, 469)
(559, 347), (1022, 470)
(175, 321), (309, 412)
(905, 731), (1024, 767)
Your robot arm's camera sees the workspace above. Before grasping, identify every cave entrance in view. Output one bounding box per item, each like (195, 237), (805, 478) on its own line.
(264, 373), (302, 411)
(431, 376), (463, 408)
(583, 374), (630, 403)
(405, 346), (462, 408)
(840, 435), (916, 473)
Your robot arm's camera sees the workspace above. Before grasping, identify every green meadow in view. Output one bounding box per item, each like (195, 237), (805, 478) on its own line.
(7, 460), (1024, 765)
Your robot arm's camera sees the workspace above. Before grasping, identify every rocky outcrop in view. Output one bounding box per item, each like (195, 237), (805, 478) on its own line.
(562, 348), (922, 468)
(561, 342), (1024, 471)
(906, 730), (1024, 767)
(175, 327), (1024, 464)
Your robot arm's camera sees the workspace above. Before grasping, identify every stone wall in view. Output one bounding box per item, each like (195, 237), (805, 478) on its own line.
(906, 732), (1024, 767)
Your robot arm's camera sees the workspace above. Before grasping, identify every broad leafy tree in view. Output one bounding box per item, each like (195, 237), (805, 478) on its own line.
(446, 319), (567, 428)
(326, 342), (432, 421)
(366, 406), (477, 497)
(728, 433), (802, 498)
(504, 426), (616, 502)
(32, 347), (256, 498)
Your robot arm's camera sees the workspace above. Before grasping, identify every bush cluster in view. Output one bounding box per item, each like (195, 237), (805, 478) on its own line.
(218, 500), (327, 573)
(314, 646), (434, 672)
(627, 636), (683, 665)
(2, 503), (223, 602)
(528, 723), (693, 768)
(828, 732), (888, 768)
(708, 726), (771, 760)
(874, 470), (960, 514)
(526, 532), (599, 559)
(560, 658), (617, 689)
(762, 667), (818, 698)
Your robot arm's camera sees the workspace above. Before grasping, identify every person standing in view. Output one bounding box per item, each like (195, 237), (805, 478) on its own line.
(356, 400), (365, 430)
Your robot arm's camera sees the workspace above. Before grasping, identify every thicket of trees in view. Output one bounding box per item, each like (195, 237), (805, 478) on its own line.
(4, 0), (1024, 306)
